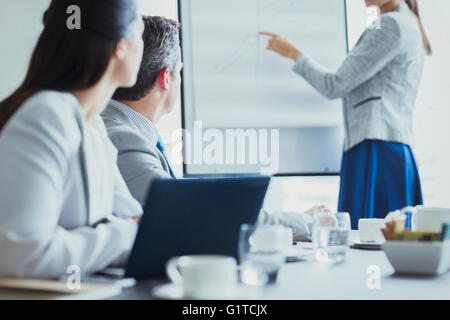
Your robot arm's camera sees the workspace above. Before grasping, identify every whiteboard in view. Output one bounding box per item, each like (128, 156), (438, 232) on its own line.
(179, 0), (348, 175)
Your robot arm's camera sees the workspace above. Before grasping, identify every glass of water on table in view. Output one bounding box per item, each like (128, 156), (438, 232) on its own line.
(238, 224), (286, 286)
(312, 212), (351, 263)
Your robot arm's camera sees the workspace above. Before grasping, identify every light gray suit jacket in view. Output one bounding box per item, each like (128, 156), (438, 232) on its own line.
(293, 3), (425, 150)
(0, 91), (142, 278)
(101, 100), (172, 206)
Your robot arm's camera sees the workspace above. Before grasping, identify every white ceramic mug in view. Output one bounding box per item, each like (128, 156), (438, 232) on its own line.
(282, 227), (294, 249)
(400, 206), (450, 233)
(166, 255), (238, 299)
(358, 219), (386, 243)
(251, 225), (288, 252)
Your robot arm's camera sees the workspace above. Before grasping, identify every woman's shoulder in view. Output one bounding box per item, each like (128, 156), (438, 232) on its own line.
(379, 13), (403, 35)
(381, 7), (423, 51)
(5, 90), (84, 152)
(18, 90), (84, 129)
(22, 90), (83, 118)
(381, 5), (418, 36)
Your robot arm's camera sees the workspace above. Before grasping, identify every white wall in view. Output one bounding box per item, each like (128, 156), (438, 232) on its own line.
(0, 0), (50, 100)
(413, 1), (450, 207)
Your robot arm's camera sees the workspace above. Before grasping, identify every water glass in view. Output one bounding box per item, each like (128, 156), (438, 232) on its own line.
(238, 224), (285, 286)
(312, 212), (350, 263)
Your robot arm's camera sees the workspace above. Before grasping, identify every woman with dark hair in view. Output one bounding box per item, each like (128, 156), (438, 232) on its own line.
(260, 0), (431, 229)
(0, 0), (144, 278)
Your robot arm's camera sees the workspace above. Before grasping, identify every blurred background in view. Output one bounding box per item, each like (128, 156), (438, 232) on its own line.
(0, 0), (448, 213)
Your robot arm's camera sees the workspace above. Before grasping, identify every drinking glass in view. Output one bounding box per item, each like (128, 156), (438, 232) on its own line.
(312, 212), (350, 263)
(238, 224), (285, 286)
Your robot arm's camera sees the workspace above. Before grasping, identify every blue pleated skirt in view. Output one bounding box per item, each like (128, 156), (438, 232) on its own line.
(338, 139), (423, 229)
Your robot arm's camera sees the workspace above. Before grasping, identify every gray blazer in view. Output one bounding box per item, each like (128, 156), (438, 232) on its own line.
(0, 91), (142, 278)
(293, 3), (425, 150)
(101, 100), (172, 206)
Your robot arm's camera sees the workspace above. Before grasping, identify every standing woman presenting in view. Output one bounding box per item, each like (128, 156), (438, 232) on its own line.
(261, 0), (432, 228)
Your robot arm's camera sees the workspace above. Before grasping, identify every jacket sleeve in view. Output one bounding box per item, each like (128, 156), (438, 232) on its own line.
(117, 148), (173, 206)
(292, 15), (402, 99)
(257, 210), (313, 241)
(0, 96), (138, 279)
(112, 164), (145, 219)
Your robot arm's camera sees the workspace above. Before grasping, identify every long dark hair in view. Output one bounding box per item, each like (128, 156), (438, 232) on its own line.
(405, 0), (432, 55)
(0, 0), (138, 131)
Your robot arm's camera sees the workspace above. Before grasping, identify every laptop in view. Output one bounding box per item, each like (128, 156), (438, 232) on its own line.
(125, 176), (271, 278)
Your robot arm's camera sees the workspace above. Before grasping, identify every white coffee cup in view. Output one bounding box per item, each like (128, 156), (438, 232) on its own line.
(358, 219), (386, 243)
(166, 255), (237, 299)
(251, 225), (287, 252)
(400, 206), (450, 232)
(282, 227), (294, 249)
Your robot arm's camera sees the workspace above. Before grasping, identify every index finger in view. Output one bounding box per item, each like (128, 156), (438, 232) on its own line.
(259, 31), (279, 37)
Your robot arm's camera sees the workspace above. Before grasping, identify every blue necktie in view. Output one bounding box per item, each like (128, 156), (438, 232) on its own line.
(156, 138), (176, 179)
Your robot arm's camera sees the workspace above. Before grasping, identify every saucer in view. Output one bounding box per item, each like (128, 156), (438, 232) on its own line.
(351, 239), (384, 250)
(152, 283), (263, 300)
(283, 247), (313, 262)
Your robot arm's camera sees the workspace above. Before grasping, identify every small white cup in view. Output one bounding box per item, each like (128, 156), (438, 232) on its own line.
(282, 227), (294, 249)
(251, 225), (287, 252)
(400, 206), (450, 233)
(166, 255), (237, 299)
(358, 219), (386, 243)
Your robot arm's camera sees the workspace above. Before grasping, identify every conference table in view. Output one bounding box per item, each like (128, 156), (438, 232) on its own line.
(111, 231), (450, 300)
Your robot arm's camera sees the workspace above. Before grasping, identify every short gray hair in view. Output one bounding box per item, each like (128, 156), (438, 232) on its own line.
(113, 16), (181, 101)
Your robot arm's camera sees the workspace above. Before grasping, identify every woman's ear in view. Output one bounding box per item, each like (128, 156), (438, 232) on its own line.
(114, 38), (128, 61)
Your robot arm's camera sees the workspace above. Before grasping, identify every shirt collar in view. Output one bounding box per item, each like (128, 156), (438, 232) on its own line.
(109, 99), (160, 147)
